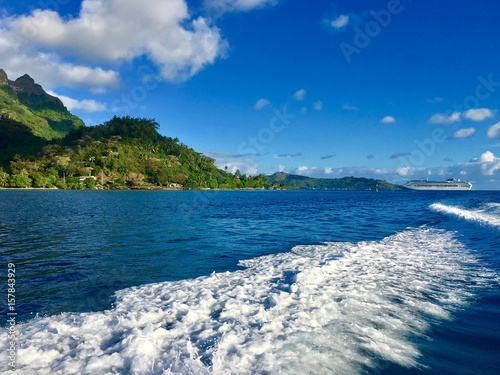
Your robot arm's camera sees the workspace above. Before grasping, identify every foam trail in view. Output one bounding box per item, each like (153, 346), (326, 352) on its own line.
(430, 202), (500, 228)
(0, 228), (495, 375)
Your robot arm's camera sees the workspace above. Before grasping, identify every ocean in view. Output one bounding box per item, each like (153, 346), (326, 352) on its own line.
(1, 189), (499, 374)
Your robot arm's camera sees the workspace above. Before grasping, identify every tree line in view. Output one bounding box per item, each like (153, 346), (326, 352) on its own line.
(0, 116), (269, 190)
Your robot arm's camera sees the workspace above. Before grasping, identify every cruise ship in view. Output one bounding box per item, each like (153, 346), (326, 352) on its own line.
(403, 178), (472, 191)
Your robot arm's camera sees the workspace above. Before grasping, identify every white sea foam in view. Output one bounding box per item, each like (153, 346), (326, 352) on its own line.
(430, 202), (500, 228)
(1, 228), (495, 375)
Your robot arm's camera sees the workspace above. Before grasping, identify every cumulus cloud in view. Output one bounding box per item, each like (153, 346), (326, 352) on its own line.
(380, 116), (396, 124)
(0, 0), (227, 89)
(452, 127), (475, 139)
(331, 15), (349, 29)
(324, 167), (333, 174)
(254, 98), (271, 110)
(292, 89), (306, 101)
(0, 46), (120, 92)
(47, 91), (107, 113)
(480, 151), (495, 163)
(313, 101), (323, 111)
(296, 166), (310, 174)
(396, 166), (413, 176)
(428, 111), (461, 125)
(463, 108), (495, 122)
(487, 121), (500, 138)
(479, 151), (500, 175)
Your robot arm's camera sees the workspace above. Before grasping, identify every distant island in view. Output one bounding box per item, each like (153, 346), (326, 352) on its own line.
(268, 172), (400, 190)
(0, 69), (400, 191)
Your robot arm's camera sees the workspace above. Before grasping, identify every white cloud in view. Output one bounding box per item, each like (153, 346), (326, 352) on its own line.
(428, 111), (461, 125)
(479, 151), (500, 175)
(445, 150), (500, 183)
(0, 43), (120, 92)
(331, 15), (349, 29)
(487, 122), (500, 138)
(480, 151), (495, 163)
(324, 167), (333, 174)
(380, 116), (396, 124)
(452, 127), (475, 139)
(292, 89), (306, 101)
(254, 98), (271, 110)
(297, 166), (309, 174)
(396, 166), (413, 176)
(204, 0), (278, 14)
(313, 101), (323, 111)
(463, 108), (495, 122)
(47, 91), (107, 113)
(0, 0), (227, 88)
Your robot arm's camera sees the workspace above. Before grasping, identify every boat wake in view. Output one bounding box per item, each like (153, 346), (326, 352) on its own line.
(430, 202), (500, 228)
(1, 228), (496, 375)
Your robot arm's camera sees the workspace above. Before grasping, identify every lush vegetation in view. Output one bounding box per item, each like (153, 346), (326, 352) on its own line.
(0, 70), (84, 140)
(0, 116), (269, 190)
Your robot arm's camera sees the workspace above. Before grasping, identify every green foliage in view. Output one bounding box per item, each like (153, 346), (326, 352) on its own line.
(0, 74), (83, 140)
(9, 173), (32, 188)
(0, 167), (9, 187)
(0, 118), (49, 166)
(0, 116), (268, 190)
(84, 178), (97, 189)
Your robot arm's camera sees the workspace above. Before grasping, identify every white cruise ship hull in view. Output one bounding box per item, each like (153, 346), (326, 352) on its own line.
(404, 180), (472, 191)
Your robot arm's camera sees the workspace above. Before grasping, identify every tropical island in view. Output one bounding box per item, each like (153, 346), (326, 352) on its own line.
(0, 69), (400, 191)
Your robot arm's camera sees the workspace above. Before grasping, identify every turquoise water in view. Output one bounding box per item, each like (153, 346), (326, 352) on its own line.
(1, 190), (499, 374)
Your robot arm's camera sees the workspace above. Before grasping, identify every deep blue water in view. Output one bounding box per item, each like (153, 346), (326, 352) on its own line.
(1, 189), (499, 374)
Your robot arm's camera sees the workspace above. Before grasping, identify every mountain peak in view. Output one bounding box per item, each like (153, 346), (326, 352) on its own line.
(9, 73), (50, 98)
(0, 68), (84, 139)
(14, 73), (35, 86)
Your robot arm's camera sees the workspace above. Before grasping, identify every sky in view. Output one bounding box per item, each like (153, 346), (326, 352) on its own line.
(1, 0), (500, 189)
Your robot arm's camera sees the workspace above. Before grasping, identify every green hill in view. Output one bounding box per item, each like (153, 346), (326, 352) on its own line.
(268, 172), (401, 190)
(0, 115), (268, 189)
(0, 69), (84, 140)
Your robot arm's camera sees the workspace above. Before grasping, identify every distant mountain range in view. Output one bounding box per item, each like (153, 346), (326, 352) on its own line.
(268, 172), (401, 190)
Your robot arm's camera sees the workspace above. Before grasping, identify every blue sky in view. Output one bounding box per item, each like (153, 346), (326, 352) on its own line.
(1, 0), (500, 189)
